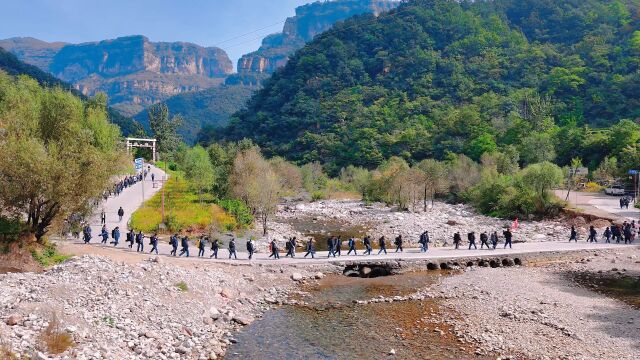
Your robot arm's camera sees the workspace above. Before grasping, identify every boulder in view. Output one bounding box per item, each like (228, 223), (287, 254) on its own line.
(291, 273), (303, 281)
(6, 314), (22, 326)
(232, 315), (253, 326)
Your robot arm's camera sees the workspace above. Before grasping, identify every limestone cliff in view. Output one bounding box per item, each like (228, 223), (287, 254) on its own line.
(0, 35), (233, 116)
(234, 0), (399, 83)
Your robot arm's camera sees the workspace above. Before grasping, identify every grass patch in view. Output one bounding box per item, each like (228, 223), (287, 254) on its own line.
(131, 164), (240, 233)
(31, 244), (72, 267)
(38, 312), (74, 354)
(176, 281), (189, 292)
(102, 315), (115, 328)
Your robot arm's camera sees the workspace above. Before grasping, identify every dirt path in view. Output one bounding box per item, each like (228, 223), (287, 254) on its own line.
(557, 190), (639, 222)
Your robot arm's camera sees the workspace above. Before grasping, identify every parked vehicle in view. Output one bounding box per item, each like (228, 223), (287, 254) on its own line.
(604, 185), (625, 195)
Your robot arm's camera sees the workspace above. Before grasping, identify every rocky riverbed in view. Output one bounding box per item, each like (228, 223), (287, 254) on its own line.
(0, 255), (334, 360)
(269, 200), (581, 246)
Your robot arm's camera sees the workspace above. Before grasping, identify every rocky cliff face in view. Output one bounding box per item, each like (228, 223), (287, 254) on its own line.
(233, 0), (399, 83)
(0, 35), (233, 116)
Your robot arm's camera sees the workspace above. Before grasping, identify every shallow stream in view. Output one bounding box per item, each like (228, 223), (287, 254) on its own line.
(225, 271), (489, 359)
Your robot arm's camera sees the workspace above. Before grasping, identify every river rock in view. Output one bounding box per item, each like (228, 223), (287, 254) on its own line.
(232, 315), (253, 326)
(291, 273), (303, 281)
(6, 314), (22, 326)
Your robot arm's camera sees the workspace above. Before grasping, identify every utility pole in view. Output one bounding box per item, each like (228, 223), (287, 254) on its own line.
(141, 160), (145, 202)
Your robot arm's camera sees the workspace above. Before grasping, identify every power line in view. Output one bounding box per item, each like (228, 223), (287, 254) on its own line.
(211, 20), (285, 48)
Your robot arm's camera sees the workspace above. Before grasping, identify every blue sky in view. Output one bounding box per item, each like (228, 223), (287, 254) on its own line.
(0, 0), (311, 67)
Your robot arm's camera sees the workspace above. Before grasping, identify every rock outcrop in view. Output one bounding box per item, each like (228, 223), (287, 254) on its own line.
(232, 0), (400, 85)
(0, 35), (233, 116)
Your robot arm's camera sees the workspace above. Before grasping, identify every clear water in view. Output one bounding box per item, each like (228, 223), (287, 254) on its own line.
(225, 272), (491, 359)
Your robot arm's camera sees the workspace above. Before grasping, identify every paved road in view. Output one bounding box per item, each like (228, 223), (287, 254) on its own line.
(87, 165), (167, 239)
(62, 236), (639, 266)
(556, 190), (639, 222)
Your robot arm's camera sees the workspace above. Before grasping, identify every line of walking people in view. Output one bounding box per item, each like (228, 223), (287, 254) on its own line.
(570, 220), (637, 244)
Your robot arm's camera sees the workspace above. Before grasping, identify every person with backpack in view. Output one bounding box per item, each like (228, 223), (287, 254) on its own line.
(290, 237), (297, 257)
(179, 236), (189, 257)
(304, 238), (315, 258)
(604, 227), (612, 243)
(136, 231), (144, 252)
(246, 239), (255, 260)
(169, 234), (178, 256)
(347, 237), (357, 255)
(117, 207), (124, 222)
(127, 229), (135, 248)
(327, 236), (336, 258)
(419, 231), (430, 252)
(269, 239), (280, 259)
(453, 232), (461, 249)
(285, 238), (294, 258)
(149, 233), (159, 254)
(490, 231), (499, 250)
(228, 238), (237, 259)
(503, 229), (513, 249)
(587, 226), (597, 243)
(334, 236), (342, 256)
(394, 235), (403, 253)
(377, 236), (387, 255)
(569, 226), (577, 242)
(363, 236), (372, 255)
(480, 232), (490, 249)
(210, 238), (219, 259)
(110, 227), (120, 247)
(100, 225), (109, 244)
(100, 209), (106, 225)
(83, 224), (92, 244)
(467, 232), (477, 250)
(197, 236), (207, 257)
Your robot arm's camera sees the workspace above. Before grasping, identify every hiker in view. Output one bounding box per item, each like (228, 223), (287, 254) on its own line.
(136, 231), (144, 252)
(468, 232), (477, 250)
(327, 236), (336, 258)
(503, 228), (513, 249)
(347, 237), (357, 255)
(604, 227), (612, 243)
(169, 234), (178, 256)
(247, 239), (255, 260)
(335, 236), (342, 256)
(228, 238), (237, 259)
(117, 207), (124, 222)
(100, 210), (106, 225)
(110, 226), (120, 247)
(285, 238), (294, 258)
(363, 236), (372, 255)
(83, 224), (92, 244)
(419, 231), (430, 252)
(149, 233), (159, 254)
(304, 238), (315, 258)
(197, 236), (207, 257)
(490, 231), (499, 249)
(587, 226), (597, 243)
(210, 238), (219, 259)
(377, 236), (387, 255)
(480, 232), (490, 249)
(269, 239), (280, 259)
(100, 226), (109, 244)
(179, 236), (189, 257)
(394, 235), (403, 252)
(127, 229), (135, 248)
(453, 232), (461, 249)
(290, 237), (297, 257)
(569, 226), (577, 242)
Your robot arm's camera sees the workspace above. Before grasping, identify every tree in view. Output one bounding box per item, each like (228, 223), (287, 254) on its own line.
(182, 146), (215, 203)
(229, 147), (282, 235)
(270, 157), (303, 195)
(416, 159), (449, 211)
(593, 156), (618, 183)
(0, 73), (125, 241)
(521, 161), (563, 210)
(519, 132), (556, 165)
(564, 157), (584, 201)
(148, 103), (183, 157)
(339, 165), (371, 198)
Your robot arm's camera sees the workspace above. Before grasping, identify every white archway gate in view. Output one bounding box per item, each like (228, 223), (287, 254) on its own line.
(126, 138), (157, 162)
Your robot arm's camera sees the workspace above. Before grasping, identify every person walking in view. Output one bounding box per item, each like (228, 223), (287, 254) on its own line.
(587, 226), (597, 243)
(117, 207), (124, 222)
(569, 226), (577, 242)
(228, 238), (237, 259)
(468, 232), (477, 250)
(480, 232), (490, 249)
(170, 234), (178, 256)
(210, 238), (219, 259)
(179, 236), (190, 257)
(347, 237), (357, 255)
(327, 236), (336, 258)
(127, 229), (135, 248)
(394, 235), (403, 252)
(490, 231), (498, 250)
(503, 229), (513, 249)
(136, 231), (145, 252)
(100, 210), (106, 225)
(100, 226), (109, 244)
(335, 236), (342, 256)
(247, 239), (255, 260)
(290, 237), (297, 258)
(304, 238), (315, 258)
(285, 238), (295, 258)
(110, 226), (120, 247)
(419, 231), (430, 252)
(197, 236), (207, 257)
(453, 232), (461, 250)
(623, 225), (632, 244)
(363, 236), (372, 255)
(83, 224), (92, 244)
(269, 239), (280, 259)
(604, 227), (612, 243)
(149, 233), (159, 254)
(377, 236), (387, 255)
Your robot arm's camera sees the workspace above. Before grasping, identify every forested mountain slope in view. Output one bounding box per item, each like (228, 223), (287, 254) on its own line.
(222, 0), (640, 174)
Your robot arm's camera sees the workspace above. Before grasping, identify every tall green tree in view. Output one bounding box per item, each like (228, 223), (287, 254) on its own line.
(148, 103), (183, 158)
(182, 146), (215, 203)
(0, 73), (126, 241)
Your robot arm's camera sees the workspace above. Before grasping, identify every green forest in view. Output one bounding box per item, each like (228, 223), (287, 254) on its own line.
(220, 0), (640, 175)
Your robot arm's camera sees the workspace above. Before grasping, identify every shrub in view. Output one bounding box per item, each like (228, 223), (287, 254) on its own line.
(216, 199), (253, 228)
(311, 190), (327, 201)
(176, 281), (188, 292)
(583, 182), (603, 192)
(31, 244), (72, 267)
(38, 312), (74, 354)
